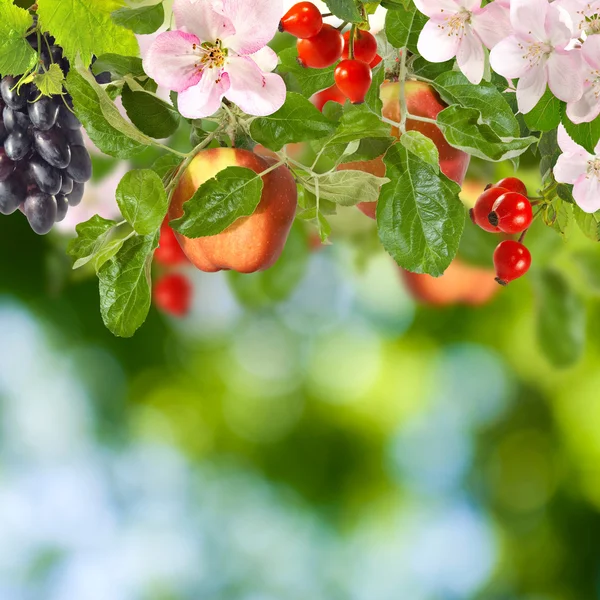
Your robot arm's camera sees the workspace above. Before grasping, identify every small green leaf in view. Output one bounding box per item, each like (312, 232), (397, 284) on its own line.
(0, 0), (37, 76)
(562, 113), (600, 155)
(68, 215), (118, 269)
(249, 92), (336, 151)
(385, 4), (427, 52)
(32, 64), (66, 97)
(171, 166), (264, 238)
(524, 88), (563, 132)
(111, 2), (164, 34)
(116, 169), (169, 235)
(277, 48), (336, 98)
(298, 170), (389, 206)
(121, 84), (180, 139)
(573, 205), (600, 241)
(377, 144), (465, 276)
(92, 53), (145, 79)
(323, 0), (362, 22)
(152, 154), (182, 180)
(365, 63), (384, 116)
(98, 232), (159, 338)
(533, 269), (585, 367)
(400, 130), (439, 170)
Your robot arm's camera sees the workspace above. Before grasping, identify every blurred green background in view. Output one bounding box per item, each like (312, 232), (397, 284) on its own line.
(3, 50), (600, 600)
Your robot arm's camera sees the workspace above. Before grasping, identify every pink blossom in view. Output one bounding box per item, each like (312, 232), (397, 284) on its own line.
(554, 124), (600, 213)
(143, 0), (286, 119)
(415, 0), (511, 85)
(566, 34), (600, 124)
(554, 0), (600, 35)
(489, 0), (584, 114)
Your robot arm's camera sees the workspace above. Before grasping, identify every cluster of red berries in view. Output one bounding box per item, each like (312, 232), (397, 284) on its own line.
(469, 177), (533, 286)
(152, 219), (193, 317)
(279, 2), (381, 105)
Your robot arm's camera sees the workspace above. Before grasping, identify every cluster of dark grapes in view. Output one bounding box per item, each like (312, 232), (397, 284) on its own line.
(0, 29), (92, 235)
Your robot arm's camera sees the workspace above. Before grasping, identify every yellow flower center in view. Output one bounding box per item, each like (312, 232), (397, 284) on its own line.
(588, 157), (600, 180)
(518, 41), (553, 68)
(437, 8), (471, 37)
(193, 39), (228, 73)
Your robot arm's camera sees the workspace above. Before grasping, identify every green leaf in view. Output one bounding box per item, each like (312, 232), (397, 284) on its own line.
(524, 88), (563, 132)
(323, 0), (362, 22)
(533, 269), (585, 367)
(98, 232), (159, 338)
(400, 130), (439, 170)
(377, 144), (465, 276)
(171, 166), (264, 238)
(32, 64), (65, 97)
(298, 170), (389, 206)
(37, 0), (139, 67)
(67, 215), (118, 269)
(66, 67), (151, 158)
(0, 0), (37, 76)
(116, 169), (168, 235)
(365, 63), (384, 116)
(433, 71), (520, 138)
(121, 84), (180, 139)
(277, 48), (336, 98)
(411, 57), (455, 81)
(562, 113), (600, 154)
(249, 92), (336, 151)
(227, 223), (309, 309)
(573, 205), (600, 241)
(152, 154), (182, 180)
(92, 54), (145, 79)
(385, 3), (427, 52)
(436, 105), (537, 161)
(111, 2), (164, 34)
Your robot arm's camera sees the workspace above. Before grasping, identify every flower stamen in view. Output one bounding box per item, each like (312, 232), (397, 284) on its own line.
(587, 157), (600, 180)
(437, 8), (471, 38)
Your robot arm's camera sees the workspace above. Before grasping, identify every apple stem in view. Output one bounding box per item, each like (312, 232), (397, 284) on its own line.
(398, 47), (408, 134)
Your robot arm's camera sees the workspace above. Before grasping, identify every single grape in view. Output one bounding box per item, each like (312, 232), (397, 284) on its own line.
(64, 127), (84, 146)
(95, 72), (112, 84)
(0, 77), (29, 110)
(0, 151), (15, 182)
(55, 194), (68, 222)
(67, 181), (85, 207)
(5, 130), (32, 161)
(59, 173), (73, 195)
(24, 192), (57, 235)
(0, 121), (8, 146)
(28, 96), (60, 131)
(3, 106), (30, 132)
(66, 145), (92, 183)
(0, 173), (26, 215)
(29, 155), (62, 195)
(33, 128), (71, 169)
(57, 104), (82, 130)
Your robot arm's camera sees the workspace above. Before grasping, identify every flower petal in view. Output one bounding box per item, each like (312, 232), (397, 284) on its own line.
(547, 51), (584, 104)
(555, 152), (590, 184)
(173, 0), (235, 41)
(557, 123), (586, 154)
(178, 70), (231, 119)
(225, 56), (286, 116)
(566, 83), (600, 124)
(510, 0), (548, 40)
(222, 0), (282, 55)
(489, 36), (530, 79)
(456, 30), (484, 84)
(473, 1), (511, 49)
(583, 34), (600, 70)
(516, 65), (548, 114)
(413, 0), (459, 19)
(143, 31), (203, 93)
(573, 174), (600, 213)
(417, 18), (461, 63)
(248, 46), (279, 73)
(546, 3), (576, 47)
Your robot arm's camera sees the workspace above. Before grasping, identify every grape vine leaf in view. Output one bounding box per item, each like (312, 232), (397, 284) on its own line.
(32, 64), (65, 97)
(111, 2), (164, 34)
(98, 232), (159, 338)
(0, 0), (37, 76)
(116, 169), (169, 235)
(37, 0), (139, 67)
(377, 144), (465, 276)
(170, 167), (264, 238)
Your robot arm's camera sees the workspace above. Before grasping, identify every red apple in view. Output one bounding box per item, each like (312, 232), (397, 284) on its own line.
(168, 148), (298, 273)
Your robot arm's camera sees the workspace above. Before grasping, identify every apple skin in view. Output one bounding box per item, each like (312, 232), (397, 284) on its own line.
(400, 259), (498, 307)
(168, 148), (297, 274)
(339, 81), (471, 219)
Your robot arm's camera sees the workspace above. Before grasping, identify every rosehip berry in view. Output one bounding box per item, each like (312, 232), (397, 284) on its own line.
(342, 29), (378, 63)
(154, 219), (189, 266)
(493, 240), (531, 286)
(154, 273), (193, 317)
(369, 54), (383, 69)
(488, 192), (533, 234)
(334, 59), (373, 104)
(493, 177), (528, 197)
(469, 187), (508, 233)
(297, 24), (344, 69)
(310, 84), (346, 112)
(279, 2), (323, 39)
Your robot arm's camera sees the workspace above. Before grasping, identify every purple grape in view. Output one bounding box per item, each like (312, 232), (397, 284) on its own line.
(24, 192), (57, 235)
(67, 181), (85, 207)
(66, 145), (92, 183)
(3, 106), (30, 132)
(5, 130), (32, 161)
(57, 104), (82, 130)
(28, 96), (59, 131)
(0, 151), (15, 183)
(0, 77), (29, 110)
(0, 173), (26, 215)
(33, 128), (71, 169)
(55, 194), (68, 222)
(29, 155), (62, 195)
(60, 173), (73, 195)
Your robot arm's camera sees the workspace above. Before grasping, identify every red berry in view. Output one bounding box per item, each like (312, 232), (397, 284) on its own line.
(493, 177), (528, 197)
(488, 192), (533, 234)
(334, 59), (372, 104)
(342, 29), (378, 63)
(310, 83), (346, 112)
(297, 24), (344, 68)
(154, 219), (189, 266)
(469, 187), (508, 233)
(493, 240), (531, 286)
(154, 273), (193, 317)
(279, 2), (323, 39)
(369, 54), (383, 68)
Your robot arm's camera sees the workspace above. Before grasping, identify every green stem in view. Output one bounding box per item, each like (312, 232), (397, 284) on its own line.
(399, 47), (408, 134)
(381, 114), (437, 129)
(349, 24), (356, 60)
